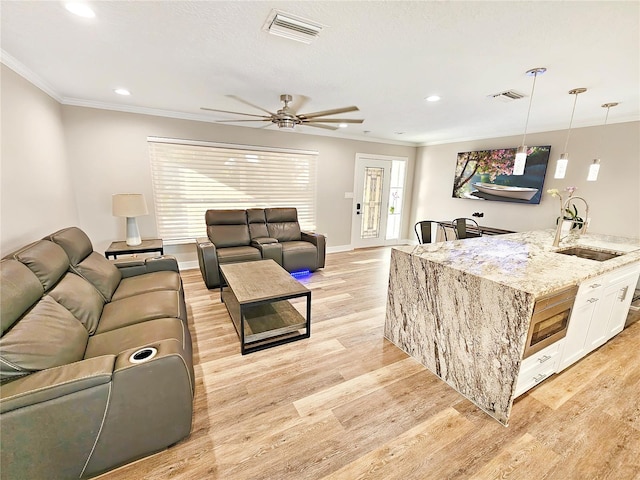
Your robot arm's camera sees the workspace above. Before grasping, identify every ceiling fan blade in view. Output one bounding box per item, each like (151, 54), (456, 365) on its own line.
(302, 118), (364, 124)
(302, 123), (339, 131)
(289, 94), (310, 113)
(297, 106), (359, 120)
(215, 119), (272, 123)
(201, 107), (271, 119)
(228, 95), (276, 116)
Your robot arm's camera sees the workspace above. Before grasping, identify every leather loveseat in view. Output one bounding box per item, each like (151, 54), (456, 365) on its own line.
(196, 207), (325, 289)
(0, 227), (194, 480)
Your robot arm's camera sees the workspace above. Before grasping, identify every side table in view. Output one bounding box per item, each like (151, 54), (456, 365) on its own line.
(105, 239), (164, 259)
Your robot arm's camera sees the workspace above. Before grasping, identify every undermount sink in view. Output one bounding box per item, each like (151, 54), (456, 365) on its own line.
(556, 246), (623, 262)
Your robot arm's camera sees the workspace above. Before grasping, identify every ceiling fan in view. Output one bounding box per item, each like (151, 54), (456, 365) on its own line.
(201, 94), (364, 130)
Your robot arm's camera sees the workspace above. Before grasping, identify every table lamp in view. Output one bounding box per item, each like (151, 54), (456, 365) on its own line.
(112, 194), (148, 246)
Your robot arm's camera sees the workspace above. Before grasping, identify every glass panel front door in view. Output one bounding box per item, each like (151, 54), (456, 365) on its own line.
(361, 167), (384, 239)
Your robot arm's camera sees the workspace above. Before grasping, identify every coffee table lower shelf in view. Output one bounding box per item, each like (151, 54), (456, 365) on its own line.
(222, 288), (311, 354)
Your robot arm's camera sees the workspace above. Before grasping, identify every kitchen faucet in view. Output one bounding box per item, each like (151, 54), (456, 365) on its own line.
(553, 196), (589, 247)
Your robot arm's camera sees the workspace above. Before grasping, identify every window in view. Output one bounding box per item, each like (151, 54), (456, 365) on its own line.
(148, 137), (318, 243)
(386, 160), (406, 240)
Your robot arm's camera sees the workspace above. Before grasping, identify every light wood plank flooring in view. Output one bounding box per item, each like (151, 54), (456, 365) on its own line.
(97, 247), (640, 480)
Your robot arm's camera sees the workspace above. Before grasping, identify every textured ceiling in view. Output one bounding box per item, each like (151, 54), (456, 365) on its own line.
(2, 1), (639, 145)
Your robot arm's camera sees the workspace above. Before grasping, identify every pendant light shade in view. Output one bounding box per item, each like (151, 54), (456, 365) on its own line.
(587, 159), (600, 181)
(513, 67), (546, 175)
(588, 102), (618, 182)
(553, 88), (587, 179)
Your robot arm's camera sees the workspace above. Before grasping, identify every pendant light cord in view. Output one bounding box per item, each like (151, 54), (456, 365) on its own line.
(597, 105), (612, 157)
(563, 93), (580, 152)
(521, 72), (539, 147)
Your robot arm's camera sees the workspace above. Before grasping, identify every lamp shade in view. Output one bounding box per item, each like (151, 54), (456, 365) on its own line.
(112, 194), (148, 217)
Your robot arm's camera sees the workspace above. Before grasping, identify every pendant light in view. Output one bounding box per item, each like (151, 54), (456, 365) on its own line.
(588, 102), (618, 181)
(514, 67), (546, 176)
(553, 88), (587, 179)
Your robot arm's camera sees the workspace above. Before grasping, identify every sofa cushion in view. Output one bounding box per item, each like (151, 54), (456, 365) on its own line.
(247, 208), (269, 239)
(12, 240), (69, 292)
(205, 209), (250, 247)
(46, 227), (93, 266)
(84, 317), (189, 358)
(0, 260), (45, 334)
(0, 296), (88, 381)
(72, 252), (122, 302)
(216, 246), (261, 264)
(265, 208), (302, 242)
(97, 290), (182, 334)
(281, 241), (318, 272)
(48, 273), (105, 334)
(111, 271), (182, 301)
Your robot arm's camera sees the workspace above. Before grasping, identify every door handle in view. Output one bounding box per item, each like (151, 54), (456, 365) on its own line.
(533, 373), (548, 383)
(356, 202), (361, 215)
(618, 286), (629, 302)
(537, 355), (552, 364)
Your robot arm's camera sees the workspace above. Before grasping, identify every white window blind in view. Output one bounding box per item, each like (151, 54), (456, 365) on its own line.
(148, 137), (318, 243)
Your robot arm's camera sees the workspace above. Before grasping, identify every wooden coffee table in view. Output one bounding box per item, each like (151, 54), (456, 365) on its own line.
(219, 259), (311, 354)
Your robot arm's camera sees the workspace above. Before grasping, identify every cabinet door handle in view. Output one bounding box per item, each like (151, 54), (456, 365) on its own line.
(533, 373), (548, 383)
(587, 297), (599, 303)
(590, 283), (602, 289)
(537, 355), (552, 364)
(618, 286), (629, 302)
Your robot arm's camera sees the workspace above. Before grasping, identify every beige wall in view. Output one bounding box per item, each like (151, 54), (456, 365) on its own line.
(60, 105), (416, 260)
(4, 63), (637, 265)
(1, 64), (78, 255)
(411, 122), (640, 239)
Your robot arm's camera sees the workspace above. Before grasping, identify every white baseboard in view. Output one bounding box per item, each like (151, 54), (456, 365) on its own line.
(326, 244), (354, 253)
(179, 260), (200, 271)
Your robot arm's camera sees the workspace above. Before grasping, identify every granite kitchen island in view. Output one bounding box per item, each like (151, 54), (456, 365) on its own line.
(384, 230), (640, 425)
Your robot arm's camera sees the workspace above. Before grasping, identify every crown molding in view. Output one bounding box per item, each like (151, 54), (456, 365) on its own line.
(61, 97), (418, 147)
(1, 51), (415, 147)
(1, 50), (62, 102)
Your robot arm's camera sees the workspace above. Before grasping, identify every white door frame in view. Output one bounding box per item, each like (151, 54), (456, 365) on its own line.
(351, 153), (407, 249)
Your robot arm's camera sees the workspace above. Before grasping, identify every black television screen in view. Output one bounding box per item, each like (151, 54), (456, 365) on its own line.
(451, 146), (551, 204)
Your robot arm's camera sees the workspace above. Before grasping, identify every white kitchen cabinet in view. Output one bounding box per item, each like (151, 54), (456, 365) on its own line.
(558, 278), (603, 372)
(604, 268), (639, 339)
(515, 339), (564, 397)
(558, 263), (640, 372)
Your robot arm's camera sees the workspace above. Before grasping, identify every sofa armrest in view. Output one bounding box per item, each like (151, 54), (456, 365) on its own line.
(0, 356), (116, 479)
(251, 237), (279, 245)
(196, 237), (220, 288)
(301, 231), (326, 269)
(113, 255), (179, 278)
(82, 340), (193, 477)
(252, 239), (283, 265)
(0, 355), (114, 413)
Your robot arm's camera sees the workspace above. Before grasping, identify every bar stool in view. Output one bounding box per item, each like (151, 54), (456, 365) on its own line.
(414, 221), (449, 244)
(451, 218), (482, 239)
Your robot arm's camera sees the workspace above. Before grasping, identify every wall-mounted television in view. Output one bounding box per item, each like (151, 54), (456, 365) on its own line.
(451, 146), (551, 204)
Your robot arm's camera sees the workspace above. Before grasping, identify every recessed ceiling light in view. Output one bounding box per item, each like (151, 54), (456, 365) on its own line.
(114, 88), (131, 96)
(338, 123), (348, 128)
(64, 2), (96, 18)
(425, 95), (441, 102)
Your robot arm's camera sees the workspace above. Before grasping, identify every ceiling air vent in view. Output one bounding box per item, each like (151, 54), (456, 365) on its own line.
(488, 90), (526, 103)
(263, 10), (324, 44)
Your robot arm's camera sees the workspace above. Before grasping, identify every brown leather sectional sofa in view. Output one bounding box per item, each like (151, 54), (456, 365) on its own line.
(0, 227), (194, 480)
(196, 207), (326, 289)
